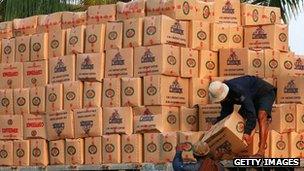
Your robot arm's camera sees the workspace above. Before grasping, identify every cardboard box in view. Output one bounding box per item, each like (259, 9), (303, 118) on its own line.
(179, 131), (204, 162)
(0, 140), (13, 166)
(105, 48), (134, 78)
(29, 86), (45, 114)
(102, 134), (121, 164)
(84, 137), (102, 165)
(180, 106), (199, 132)
(160, 132), (177, 162)
(83, 82), (102, 108)
(196, 1), (215, 22)
(66, 25), (85, 55)
(288, 132), (304, 158)
(62, 12), (86, 29)
(13, 16), (37, 36)
(244, 24), (289, 52)
(0, 89), (14, 115)
(143, 15), (188, 47)
(74, 107), (103, 138)
(46, 110), (75, 141)
(229, 25), (243, 49)
(37, 12), (62, 33)
(123, 18), (143, 48)
(121, 77), (142, 107)
(143, 75), (189, 107)
(13, 140), (30, 166)
(210, 23), (230, 51)
(134, 44), (180, 77)
(264, 49), (281, 78)
(241, 3), (264, 26)
(0, 115), (23, 140)
(144, 133), (161, 163)
(46, 83), (63, 113)
(121, 134), (143, 163)
(133, 106), (180, 133)
(162, 0), (198, 20)
(189, 21), (210, 50)
(65, 138), (84, 165)
(212, 0), (241, 25)
(277, 76), (304, 104)
(15, 35), (30, 62)
(0, 62), (23, 88)
(105, 21), (123, 50)
(296, 104), (304, 133)
(146, 0), (163, 16)
(63, 81), (83, 110)
(189, 78), (210, 107)
(30, 139), (48, 166)
(76, 53), (104, 82)
(294, 56), (304, 76)
(13, 88), (30, 115)
(269, 130), (289, 158)
(240, 132), (270, 157)
(103, 107), (133, 135)
(48, 29), (66, 58)
(201, 112), (247, 160)
(49, 55), (75, 83)
(117, 0), (145, 20)
(180, 48), (198, 78)
(1, 38), (15, 63)
(199, 50), (218, 78)
(23, 60), (48, 87)
(199, 104), (221, 131)
(262, 6), (282, 25)
(270, 104), (296, 133)
(102, 78), (121, 107)
(30, 33), (48, 61)
(0, 21), (13, 39)
(87, 4), (116, 25)
(49, 140), (65, 165)
(85, 24), (106, 53)
(279, 52), (295, 77)
(219, 48), (265, 77)
(23, 113), (47, 139)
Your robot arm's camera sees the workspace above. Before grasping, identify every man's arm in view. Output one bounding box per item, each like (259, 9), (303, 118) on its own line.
(172, 151), (202, 171)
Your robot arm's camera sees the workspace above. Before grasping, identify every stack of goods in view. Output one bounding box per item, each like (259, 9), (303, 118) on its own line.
(0, 0), (301, 167)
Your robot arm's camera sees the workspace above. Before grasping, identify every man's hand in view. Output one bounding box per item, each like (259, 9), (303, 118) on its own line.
(242, 134), (253, 145)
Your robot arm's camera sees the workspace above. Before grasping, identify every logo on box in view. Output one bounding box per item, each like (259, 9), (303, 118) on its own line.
(109, 110), (123, 124)
(227, 52), (241, 66)
(169, 80), (183, 94)
(80, 120), (93, 134)
(222, 1), (235, 14)
(112, 52), (125, 66)
(53, 122), (65, 136)
(81, 56), (94, 70)
(252, 27), (267, 39)
(141, 49), (155, 63)
(54, 59), (67, 73)
(284, 80), (298, 94)
(124, 144), (134, 153)
(170, 22), (184, 35)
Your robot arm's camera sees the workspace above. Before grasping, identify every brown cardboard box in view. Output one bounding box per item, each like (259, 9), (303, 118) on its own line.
(49, 140), (65, 165)
(123, 18), (143, 48)
(85, 24), (106, 53)
(241, 3), (264, 26)
(66, 25), (85, 55)
(61, 12), (86, 29)
(0, 115), (23, 140)
(279, 52), (295, 77)
(288, 132), (304, 158)
(49, 55), (75, 83)
(189, 78), (210, 107)
(212, 0), (241, 25)
(105, 48), (133, 78)
(210, 23), (230, 51)
(180, 106), (199, 132)
(74, 107), (103, 138)
(46, 110), (75, 140)
(294, 56), (304, 76)
(76, 53), (104, 82)
(262, 6), (282, 25)
(244, 24), (289, 52)
(83, 82), (102, 108)
(29, 86), (45, 114)
(196, 1), (215, 22)
(15, 35), (30, 62)
(65, 138), (84, 165)
(117, 0), (146, 20)
(162, 0), (198, 20)
(63, 81), (83, 110)
(296, 104), (304, 133)
(13, 16), (37, 36)
(0, 89), (14, 115)
(105, 21), (123, 50)
(144, 133), (161, 163)
(264, 49), (281, 78)
(102, 78), (121, 107)
(87, 5), (116, 25)
(13, 88), (30, 115)
(46, 83), (63, 113)
(102, 134), (121, 164)
(23, 113), (47, 139)
(160, 132), (177, 162)
(270, 104), (296, 133)
(269, 130), (289, 158)
(143, 75), (189, 107)
(143, 15), (188, 47)
(229, 25), (243, 49)
(103, 107), (133, 135)
(23, 60), (48, 88)
(240, 132), (270, 157)
(0, 140), (13, 166)
(121, 134), (142, 163)
(179, 131), (204, 162)
(84, 137), (102, 165)
(48, 29), (66, 58)
(0, 21), (13, 39)
(37, 12), (62, 33)
(1, 38), (15, 63)
(180, 48), (198, 78)
(30, 139), (48, 166)
(134, 44), (180, 77)
(201, 112), (247, 160)
(121, 77), (142, 107)
(133, 106), (180, 133)
(13, 140), (30, 166)
(146, 0), (164, 16)
(189, 21), (210, 50)
(277, 76), (304, 104)
(199, 50), (218, 78)
(30, 33), (48, 61)
(219, 48), (265, 77)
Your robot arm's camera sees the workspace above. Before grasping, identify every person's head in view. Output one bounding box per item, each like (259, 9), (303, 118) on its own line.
(208, 81), (229, 103)
(193, 141), (210, 157)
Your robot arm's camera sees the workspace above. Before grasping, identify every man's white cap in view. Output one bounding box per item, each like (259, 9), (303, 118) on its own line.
(208, 81), (229, 103)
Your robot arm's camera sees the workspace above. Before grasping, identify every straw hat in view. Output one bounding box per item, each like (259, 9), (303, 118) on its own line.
(193, 141), (210, 157)
(209, 81), (229, 103)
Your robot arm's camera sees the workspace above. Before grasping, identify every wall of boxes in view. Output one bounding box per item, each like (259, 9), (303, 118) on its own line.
(0, 0), (302, 167)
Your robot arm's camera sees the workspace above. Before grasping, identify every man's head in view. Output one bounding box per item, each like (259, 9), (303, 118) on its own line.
(209, 81), (229, 103)
(193, 141), (210, 157)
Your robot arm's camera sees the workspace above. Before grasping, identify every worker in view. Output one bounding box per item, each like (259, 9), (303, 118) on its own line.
(208, 75), (276, 158)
